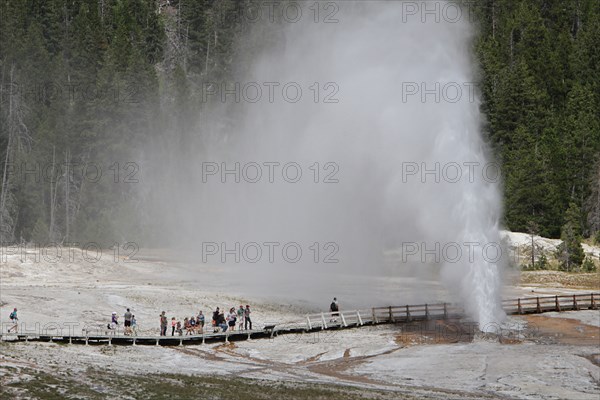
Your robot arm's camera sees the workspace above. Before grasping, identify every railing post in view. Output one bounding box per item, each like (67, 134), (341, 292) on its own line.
(357, 310), (363, 326)
(536, 297), (541, 313)
(517, 298), (522, 314)
(443, 303), (447, 319)
(555, 295), (561, 312)
(406, 305), (411, 322)
(340, 312), (347, 327)
(592, 293), (596, 310)
(573, 295), (578, 310)
(388, 306), (393, 322)
(321, 313), (328, 330)
(425, 304), (429, 319)
(306, 315), (312, 330)
(372, 308), (378, 324)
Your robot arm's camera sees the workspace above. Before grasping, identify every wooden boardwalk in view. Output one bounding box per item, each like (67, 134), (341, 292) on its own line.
(1, 293), (597, 346)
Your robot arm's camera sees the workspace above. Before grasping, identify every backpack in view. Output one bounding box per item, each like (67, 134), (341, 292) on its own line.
(330, 302), (338, 312)
(9, 312), (15, 320)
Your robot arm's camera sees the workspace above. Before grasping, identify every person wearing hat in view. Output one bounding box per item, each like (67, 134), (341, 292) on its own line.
(111, 312), (118, 332)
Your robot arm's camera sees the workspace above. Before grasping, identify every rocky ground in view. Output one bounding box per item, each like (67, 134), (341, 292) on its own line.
(0, 245), (599, 399)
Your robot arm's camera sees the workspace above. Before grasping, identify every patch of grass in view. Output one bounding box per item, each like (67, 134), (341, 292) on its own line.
(4, 370), (108, 399)
(4, 367), (413, 400)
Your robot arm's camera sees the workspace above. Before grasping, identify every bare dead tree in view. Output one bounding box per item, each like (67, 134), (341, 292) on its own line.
(0, 64), (32, 242)
(64, 149), (71, 243)
(586, 158), (600, 237)
(526, 220), (539, 268)
(49, 145), (59, 241)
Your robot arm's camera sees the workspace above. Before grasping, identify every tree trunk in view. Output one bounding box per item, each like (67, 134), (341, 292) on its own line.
(49, 145), (56, 240)
(64, 149), (71, 243)
(0, 64), (15, 242)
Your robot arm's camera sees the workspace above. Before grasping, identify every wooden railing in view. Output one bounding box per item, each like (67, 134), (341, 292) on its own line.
(501, 293), (597, 314)
(2, 293), (597, 344)
(303, 293), (598, 330)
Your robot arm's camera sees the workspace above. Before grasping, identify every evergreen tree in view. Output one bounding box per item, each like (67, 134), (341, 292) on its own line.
(556, 202), (585, 271)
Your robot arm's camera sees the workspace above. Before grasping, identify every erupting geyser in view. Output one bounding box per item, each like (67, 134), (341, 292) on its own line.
(149, 1), (506, 330)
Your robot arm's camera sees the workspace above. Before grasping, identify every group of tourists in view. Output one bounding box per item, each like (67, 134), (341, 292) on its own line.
(158, 305), (252, 336)
(107, 308), (137, 335)
(161, 311), (206, 336)
(7, 298), (339, 337)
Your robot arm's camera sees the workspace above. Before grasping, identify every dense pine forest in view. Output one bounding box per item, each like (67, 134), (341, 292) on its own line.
(0, 0), (598, 260)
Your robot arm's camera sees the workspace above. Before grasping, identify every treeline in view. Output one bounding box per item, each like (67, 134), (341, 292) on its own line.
(0, 0), (599, 253)
(471, 0), (600, 242)
(0, 0), (254, 246)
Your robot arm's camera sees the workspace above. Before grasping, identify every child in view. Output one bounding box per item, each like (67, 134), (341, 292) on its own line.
(108, 312), (118, 335)
(171, 317), (177, 336)
(189, 316), (196, 334)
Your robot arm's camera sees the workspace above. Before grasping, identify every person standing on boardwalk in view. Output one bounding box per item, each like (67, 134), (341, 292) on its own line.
(124, 308), (133, 335)
(330, 297), (339, 322)
(131, 315), (137, 335)
(227, 307), (237, 331)
(237, 305), (245, 330)
(244, 305), (252, 330)
(212, 307), (220, 326)
(171, 317), (177, 336)
(197, 311), (205, 333)
(110, 312), (119, 333)
(160, 311), (168, 336)
(7, 308), (18, 333)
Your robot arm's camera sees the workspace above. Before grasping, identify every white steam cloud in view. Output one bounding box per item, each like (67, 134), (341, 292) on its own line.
(147, 1), (506, 329)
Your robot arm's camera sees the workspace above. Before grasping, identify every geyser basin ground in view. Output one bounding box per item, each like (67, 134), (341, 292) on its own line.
(1, 251), (598, 399)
